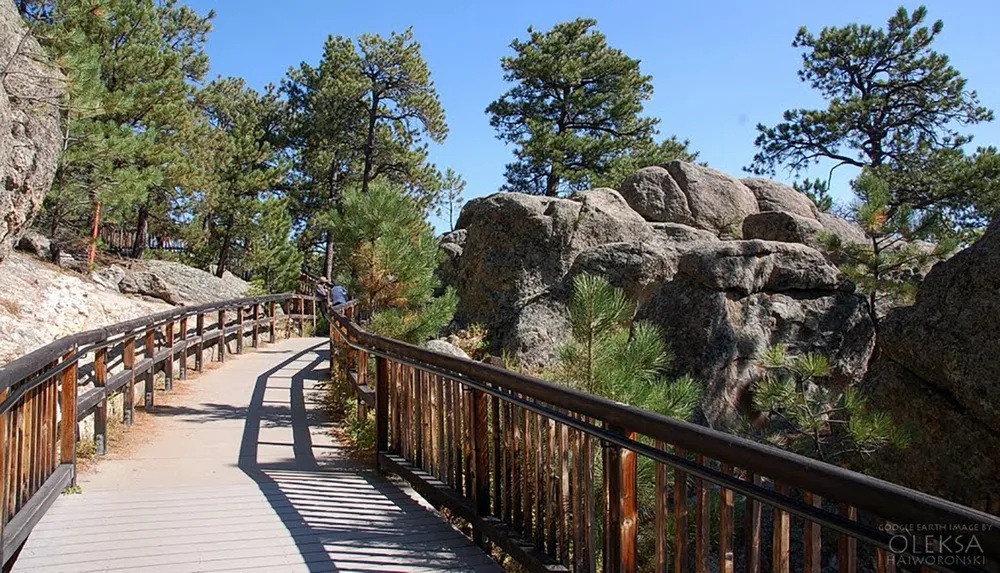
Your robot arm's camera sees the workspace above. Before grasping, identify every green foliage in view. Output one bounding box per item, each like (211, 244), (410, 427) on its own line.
(745, 345), (911, 463)
(244, 198), (303, 294)
(333, 183), (455, 343)
(793, 178), (834, 213)
(487, 18), (677, 196)
(550, 274), (701, 420)
(431, 168), (466, 232)
(819, 169), (955, 329)
(749, 6), (995, 236)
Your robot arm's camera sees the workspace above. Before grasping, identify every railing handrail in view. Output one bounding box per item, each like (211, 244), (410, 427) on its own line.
(0, 293), (317, 394)
(329, 301), (1000, 559)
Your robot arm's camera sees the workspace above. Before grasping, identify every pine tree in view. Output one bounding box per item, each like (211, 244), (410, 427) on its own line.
(487, 19), (686, 196)
(819, 169), (955, 332)
(748, 6), (994, 236)
(187, 78), (288, 277)
(245, 198), (302, 294)
(745, 345), (911, 463)
(332, 182), (456, 344)
(431, 168), (465, 232)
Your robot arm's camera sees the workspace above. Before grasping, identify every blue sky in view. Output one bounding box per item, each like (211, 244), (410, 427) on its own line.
(186, 0), (1000, 232)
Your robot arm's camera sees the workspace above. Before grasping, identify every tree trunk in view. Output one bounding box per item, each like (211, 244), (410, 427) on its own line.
(131, 205), (149, 260)
(324, 230), (335, 279)
(361, 94), (379, 194)
(216, 216), (234, 278)
(545, 166), (559, 197)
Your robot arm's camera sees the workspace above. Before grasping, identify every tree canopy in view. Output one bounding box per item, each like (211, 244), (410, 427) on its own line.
(487, 18), (692, 196)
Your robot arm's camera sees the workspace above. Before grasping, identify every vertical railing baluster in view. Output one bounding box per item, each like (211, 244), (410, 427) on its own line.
(94, 348), (108, 455)
(236, 306), (244, 355)
(217, 309), (226, 363)
(654, 440), (669, 572)
(602, 424), (623, 573)
(375, 355), (388, 473)
(560, 423), (571, 566)
(178, 317), (188, 380)
(696, 454), (710, 573)
(720, 463), (735, 573)
(251, 303), (260, 349)
(195, 313), (205, 372)
(269, 301), (277, 343)
(621, 434), (638, 573)
(164, 320), (174, 391)
(471, 387), (489, 548)
(123, 336), (136, 426)
(744, 472), (762, 573)
(773, 481), (791, 573)
(143, 328), (155, 409)
(838, 504), (857, 573)
(491, 394), (502, 518)
(804, 492), (822, 573)
(60, 350), (78, 485)
(674, 446), (689, 573)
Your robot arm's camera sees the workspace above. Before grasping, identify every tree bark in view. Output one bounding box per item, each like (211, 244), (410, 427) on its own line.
(324, 230), (335, 280)
(545, 166), (559, 196)
(131, 205), (149, 260)
(361, 94), (379, 194)
(216, 215), (234, 278)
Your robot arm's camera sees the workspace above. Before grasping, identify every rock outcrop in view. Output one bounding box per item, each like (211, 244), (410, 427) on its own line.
(742, 211), (825, 246)
(637, 241), (873, 426)
(448, 169), (874, 393)
(117, 260), (251, 306)
(619, 162), (758, 234)
(741, 178), (819, 220)
(0, 2), (65, 262)
(863, 217), (1000, 504)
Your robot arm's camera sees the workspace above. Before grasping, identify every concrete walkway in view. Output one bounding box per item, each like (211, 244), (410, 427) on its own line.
(12, 338), (501, 572)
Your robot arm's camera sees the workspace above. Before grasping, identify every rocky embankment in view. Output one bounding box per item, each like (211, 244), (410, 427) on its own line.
(444, 161), (874, 428)
(0, 252), (251, 365)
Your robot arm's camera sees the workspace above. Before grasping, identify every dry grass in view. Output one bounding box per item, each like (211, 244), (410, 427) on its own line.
(0, 298), (22, 317)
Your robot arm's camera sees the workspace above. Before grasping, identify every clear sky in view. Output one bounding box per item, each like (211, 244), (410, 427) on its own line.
(185, 0), (1000, 232)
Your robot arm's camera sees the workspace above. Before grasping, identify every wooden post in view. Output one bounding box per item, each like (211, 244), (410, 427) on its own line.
(674, 447), (689, 573)
(296, 296), (304, 337)
(375, 356), (389, 468)
(773, 481), (791, 573)
(696, 455), (711, 573)
(269, 301), (277, 343)
(195, 313), (205, 372)
(60, 350), (78, 485)
(621, 434), (638, 573)
(471, 387), (490, 549)
(164, 321), (175, 391)
(236, 306), (245, 355)
(144, 329), (155, 409)
(719, 464), (735, 573)
(123, 337), (136, 426)
(838, 504), (858, 573)
(252, 303), (260, 349)
(94, 348), (108, 455)
(804, 493), (822, 573)
(655, 441), (669, 572)
(603, 425), (624, 573)
(178, 317), (188, 380)
(217, 310), (226, 362)
(744, 472), (762, 573)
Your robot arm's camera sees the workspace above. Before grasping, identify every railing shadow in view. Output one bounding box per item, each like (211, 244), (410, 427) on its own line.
(231, 342), (487, 572)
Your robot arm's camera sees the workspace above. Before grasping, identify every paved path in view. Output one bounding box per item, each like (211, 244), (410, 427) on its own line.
(12, 338), (501, 572)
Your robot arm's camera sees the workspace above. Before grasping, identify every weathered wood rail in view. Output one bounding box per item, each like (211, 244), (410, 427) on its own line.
(0, 293), (317, 564)
(330, 300), (1000, 573)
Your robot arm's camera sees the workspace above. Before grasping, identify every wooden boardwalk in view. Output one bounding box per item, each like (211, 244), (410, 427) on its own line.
(11, 338), (501, 573)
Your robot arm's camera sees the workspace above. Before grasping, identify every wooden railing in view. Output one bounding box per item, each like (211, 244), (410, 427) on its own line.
(330, 300), (1000, 573)
(0, 293), (318, 564)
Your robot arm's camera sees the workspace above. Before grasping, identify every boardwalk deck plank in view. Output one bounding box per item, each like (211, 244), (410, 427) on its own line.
(12, 338), (501, 573)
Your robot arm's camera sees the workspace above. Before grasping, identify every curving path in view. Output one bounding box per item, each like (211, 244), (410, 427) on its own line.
(11, 338), (501, 572)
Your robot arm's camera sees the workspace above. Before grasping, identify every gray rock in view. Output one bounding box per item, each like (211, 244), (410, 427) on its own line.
(568, 241), (682, 307)
(437, 229), (465, 290)
(0, 2), (65, 263)
(423, 339), (470, 360)
(649, 222), (718, 244)
(741, 178), (819, 219)
(664, 161), (759, 233)
(91, 265), (126, 291)
(817, 212), (866, 245)
(453, 189), (649, 346)
(118, 260), (250, 306)
(639, 243), (873, 428)
(619, 162), (758, 233)
(676, 240), (851, 296)
(16, 230), (50, 259)
(742, 210), (825, 245)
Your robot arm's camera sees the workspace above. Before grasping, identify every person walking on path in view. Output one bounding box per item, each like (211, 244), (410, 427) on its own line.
(315, 276), (331, 319)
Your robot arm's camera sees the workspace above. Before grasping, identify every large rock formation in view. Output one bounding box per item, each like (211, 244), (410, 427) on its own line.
(115, 260), (251, 306)
(0, 2), (65, 262)
(619, 162), (758, 234)
(448, 168), (875, 403)
(864, 216), (1000, 504)
(741, 178), (819, 220)
(638, 241), (873, 427)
